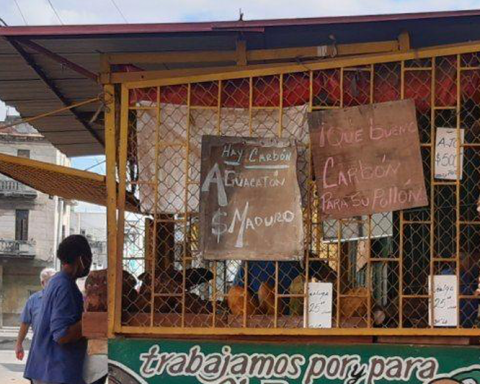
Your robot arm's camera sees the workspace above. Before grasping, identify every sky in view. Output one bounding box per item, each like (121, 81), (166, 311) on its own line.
(0, 0), (479, 27)
(0, 0), (479, 210)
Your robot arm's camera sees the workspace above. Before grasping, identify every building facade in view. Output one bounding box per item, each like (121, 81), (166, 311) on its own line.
(70, 211), (107, 271)
(0, 115), (71, 326)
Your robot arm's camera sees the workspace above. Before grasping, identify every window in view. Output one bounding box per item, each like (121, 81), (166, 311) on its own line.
(17, 149), (30, 159)
(15, 210), (29, 241)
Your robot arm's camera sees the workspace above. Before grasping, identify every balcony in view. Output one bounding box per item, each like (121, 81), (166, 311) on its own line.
(0, 239), (35, 258)
(0, 180), (37, 199)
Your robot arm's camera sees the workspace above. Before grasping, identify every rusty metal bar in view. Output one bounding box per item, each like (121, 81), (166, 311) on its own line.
(14, 38), (98, 81)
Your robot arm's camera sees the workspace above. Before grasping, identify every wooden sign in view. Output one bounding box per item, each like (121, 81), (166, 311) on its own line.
(429, 275), (458, 327)
(199, 135), (304, 261)
(434, 127), (464, 180)
(308, 100), (428, 219)
(307, 282), (333, 328)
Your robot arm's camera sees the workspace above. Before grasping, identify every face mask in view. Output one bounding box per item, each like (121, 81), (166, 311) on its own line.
(77, 256), (91, 278)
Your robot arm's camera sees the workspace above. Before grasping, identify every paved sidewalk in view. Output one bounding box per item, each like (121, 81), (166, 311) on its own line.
(0, 327), (32, 351)
(0, 350), (29, 383)
(0, 327), (31, 383)
(0, 326), (32, 339)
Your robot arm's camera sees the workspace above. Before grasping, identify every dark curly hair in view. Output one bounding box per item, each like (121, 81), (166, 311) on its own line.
(57, 235), (92, 265)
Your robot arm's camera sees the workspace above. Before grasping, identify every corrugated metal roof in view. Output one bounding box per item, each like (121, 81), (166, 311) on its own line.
(2, 9), (480, 156)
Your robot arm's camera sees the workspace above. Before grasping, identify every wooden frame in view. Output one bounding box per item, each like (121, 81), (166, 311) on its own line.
(103, 39), (401, 67)
(102, 39), (480, 85)
(105, 39), (480, 338)
(105, 83), (120, 337)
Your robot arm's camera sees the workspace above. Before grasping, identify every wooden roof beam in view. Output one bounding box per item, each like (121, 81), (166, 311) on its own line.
(102, 39), (400, 67)
(111, 39), (480, 86)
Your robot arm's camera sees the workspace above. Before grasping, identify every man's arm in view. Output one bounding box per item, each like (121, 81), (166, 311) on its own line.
(16, 296), (33, 361)
(51, 286), (84, 345)
(56, 320), (83, 345)
(15, 322), (29, 360)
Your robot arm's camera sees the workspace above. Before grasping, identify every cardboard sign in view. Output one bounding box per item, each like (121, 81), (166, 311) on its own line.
(434, 128), (464, 180)
(308, 100), (428, 219)
(307, 282), (333, 328)
(429, 275), (458, 327)
(199, 135), (304, 261)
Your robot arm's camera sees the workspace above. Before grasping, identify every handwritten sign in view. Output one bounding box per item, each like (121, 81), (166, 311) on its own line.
(434, 128), (464, 180)
(428, 275), (458, 327)
(308, 100), (428, 219)
(307, 282), (333, 328)
(199, 135), (304, 261)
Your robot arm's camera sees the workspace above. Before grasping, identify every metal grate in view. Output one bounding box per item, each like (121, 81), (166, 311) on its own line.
(112, 52), (480, 335)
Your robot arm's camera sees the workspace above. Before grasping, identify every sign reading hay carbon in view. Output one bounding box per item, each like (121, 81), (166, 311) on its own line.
(108, 339), (480, 384)
(199, 135), (304, 261)
(308, 100), (428, 219)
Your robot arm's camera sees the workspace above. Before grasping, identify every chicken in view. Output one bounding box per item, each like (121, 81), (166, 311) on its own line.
(136, 267), (213, 313)
(227, 282), (283, 317)
(228, 258), (336, 317)
(84, 269), (138, 312)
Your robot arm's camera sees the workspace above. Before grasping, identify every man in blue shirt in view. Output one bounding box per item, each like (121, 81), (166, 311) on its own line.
(25, 235), (92, 384)
(15, 267), (56, 361)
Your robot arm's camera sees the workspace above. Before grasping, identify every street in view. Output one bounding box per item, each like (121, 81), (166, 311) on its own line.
(0, 327), (30, 383)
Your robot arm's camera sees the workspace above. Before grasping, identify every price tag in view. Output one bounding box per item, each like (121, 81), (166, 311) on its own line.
(307, 282), (333, 328)
(428, 275), (458, 327)
(434, 128), (464, 180)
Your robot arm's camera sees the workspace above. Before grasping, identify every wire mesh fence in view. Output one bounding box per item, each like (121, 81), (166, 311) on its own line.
(114, 53), (480, 334)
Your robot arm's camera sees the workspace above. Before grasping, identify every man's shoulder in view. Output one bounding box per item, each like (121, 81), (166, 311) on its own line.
(31, 290), (43, 300)
(50, 271), (68, 284)
(45, 272), (72, 293)
(26, 290), (43, 304)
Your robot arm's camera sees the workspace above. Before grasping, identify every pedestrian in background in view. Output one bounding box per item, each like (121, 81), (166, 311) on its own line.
(15, 267), (56, 361)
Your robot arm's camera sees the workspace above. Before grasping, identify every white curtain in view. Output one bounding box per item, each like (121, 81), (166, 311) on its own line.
(136, 103), (310, 214)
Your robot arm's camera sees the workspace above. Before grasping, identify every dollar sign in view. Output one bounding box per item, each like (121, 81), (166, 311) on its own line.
(212, 209), (228, 243)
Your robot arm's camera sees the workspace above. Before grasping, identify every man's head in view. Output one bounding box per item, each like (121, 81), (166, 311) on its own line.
(40, 268), (56, 288)
(57, 235), (92, 279)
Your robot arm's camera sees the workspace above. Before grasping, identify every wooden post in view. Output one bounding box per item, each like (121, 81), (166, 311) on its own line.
(398, 31), (411, 51)
(236, 39), (247, 66)
(0, 265), (3, 328)
(105, 83), (118, 338)
(145, 215), (175, 274)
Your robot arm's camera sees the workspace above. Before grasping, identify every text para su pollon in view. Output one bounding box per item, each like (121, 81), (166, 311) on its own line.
(317, 117), (425, 213)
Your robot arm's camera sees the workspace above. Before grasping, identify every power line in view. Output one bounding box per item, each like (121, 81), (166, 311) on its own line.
(13, 0), (28, 25)
(110, 0), (128, 23)
(84, 159), (106, 172)
(46, 0), (63, 25)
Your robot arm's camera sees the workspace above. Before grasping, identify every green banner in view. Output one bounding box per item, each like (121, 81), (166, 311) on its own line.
(108, 338), (480, 384)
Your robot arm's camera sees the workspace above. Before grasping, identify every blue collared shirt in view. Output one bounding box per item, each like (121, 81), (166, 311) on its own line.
(20, 290), (43, 332)
(24, 271), (86, 384)
(234, 261), (301, 294)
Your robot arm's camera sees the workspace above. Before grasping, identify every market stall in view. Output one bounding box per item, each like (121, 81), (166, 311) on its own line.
(101, 41), (480, 384)
(0, 10), (480, 384)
